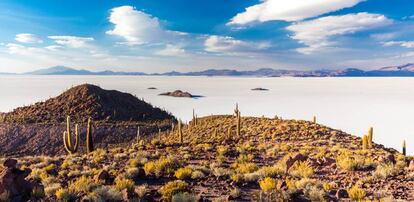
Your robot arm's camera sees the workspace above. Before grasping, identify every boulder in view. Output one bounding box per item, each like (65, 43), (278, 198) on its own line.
(336, 189), (348, 199)
(0, 158), (39, 201)
(284, 153), (308, 172)
(95, 170), (113, 184)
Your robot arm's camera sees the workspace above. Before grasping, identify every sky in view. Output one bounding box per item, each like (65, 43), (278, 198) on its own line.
(0, 0), (414, 73)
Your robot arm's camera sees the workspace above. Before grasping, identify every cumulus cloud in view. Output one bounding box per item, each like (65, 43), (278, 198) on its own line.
(286, 12), (392, 54)
(106, 5), (184, 45)
(15, 33), (43, 43)
(6, 43), (44, 55)
(383, 41), (414, 48)
(156, 44), (186, 56)
(228, 0), (365, 25)
(48, 36), (94, 48)
(204, 35), (269, 53)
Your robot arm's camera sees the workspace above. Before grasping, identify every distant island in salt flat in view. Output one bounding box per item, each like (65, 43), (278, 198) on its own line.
(3, 63), (414, 77)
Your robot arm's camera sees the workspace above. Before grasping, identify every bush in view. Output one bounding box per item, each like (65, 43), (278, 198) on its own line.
(85, 186), (123, 202)
(289, 161), (314, 178)
(259, 177), (277, 192)
(373, 163), (398, 180)
(231, 173), (244, 184)
(175, 167), (193, 180)
(234, 162), (258, 174)
(55, 188), (76, 202)
(144, 156), (180, 178)
(191, 170), (205, 179)
(68, 176), (97, 195)
(114, 178), (135, 193)
(158, 180), (189, 201)
(172, 192), (199, 202)
(347, 185), (366, 201)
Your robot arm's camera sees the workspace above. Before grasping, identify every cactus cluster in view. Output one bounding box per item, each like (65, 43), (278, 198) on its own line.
(63, 116), (94, 154)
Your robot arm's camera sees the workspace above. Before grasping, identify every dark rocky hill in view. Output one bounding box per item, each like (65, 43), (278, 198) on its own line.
(2, 84), (174, 124)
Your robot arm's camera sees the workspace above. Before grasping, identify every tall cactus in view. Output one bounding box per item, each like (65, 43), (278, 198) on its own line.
(403, 140), (406, 156)
(178, 119), (183, 144)
(236, 111), (241, 137)
(234, 103), (239, 117)
(362, 135), (368, 150)
(86, 117), (94, 153)
(368, 127), (373, 149)
(313, 116), (316, 124)
(227, 127), (231, 140)
(63, 116), (79, 154)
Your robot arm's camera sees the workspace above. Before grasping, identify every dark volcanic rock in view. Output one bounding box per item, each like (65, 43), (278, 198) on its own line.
(159, 90), (195, 98)
(0, 159), (41, 201)
(2, 84), (174, 124)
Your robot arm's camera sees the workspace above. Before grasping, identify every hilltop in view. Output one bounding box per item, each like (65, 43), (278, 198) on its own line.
(2, 84), (174, 124)
(3, 115), (413, 201)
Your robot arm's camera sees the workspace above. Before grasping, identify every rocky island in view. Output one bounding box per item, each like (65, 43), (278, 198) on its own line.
(159, 90), (197, 98)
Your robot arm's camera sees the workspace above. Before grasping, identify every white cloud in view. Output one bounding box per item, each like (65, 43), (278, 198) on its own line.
(106, 6), (169, 45)
(370, 32), (397, 41)
(156, 44), (186, 56)
(204, 35), (269, 53)
(286, 12), (392, 54)
(6, 43), (44, 55)
(383, 41), (414, 48)
(228, 0), (365, 25)
(15, 33), (43, 43)
(48, 36), (94, 48)
(45, 45), (63, 51)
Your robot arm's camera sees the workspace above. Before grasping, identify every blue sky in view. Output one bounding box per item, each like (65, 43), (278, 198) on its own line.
(0, 0), (413, 73)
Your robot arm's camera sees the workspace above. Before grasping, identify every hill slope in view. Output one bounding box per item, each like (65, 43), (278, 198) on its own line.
(6, 115), (413, 201)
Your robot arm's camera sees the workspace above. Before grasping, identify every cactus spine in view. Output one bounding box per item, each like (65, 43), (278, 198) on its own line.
(86, 118), (94, 153)
(362, 135), (368, 150)
(178, 119), (183, 144)
(403, 140), (406, 156)
(368, 127), (373, 149)
(63, 116), (79, 154)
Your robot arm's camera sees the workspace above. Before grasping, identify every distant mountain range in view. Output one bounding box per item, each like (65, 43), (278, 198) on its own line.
(3, 64), (414, 77)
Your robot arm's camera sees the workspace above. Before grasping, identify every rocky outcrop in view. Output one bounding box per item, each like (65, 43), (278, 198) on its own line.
(0, 159), (41, 201)
(159, 90), (195, 98)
